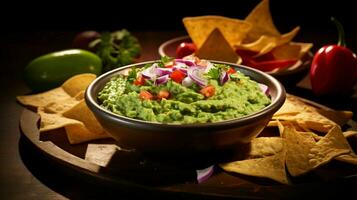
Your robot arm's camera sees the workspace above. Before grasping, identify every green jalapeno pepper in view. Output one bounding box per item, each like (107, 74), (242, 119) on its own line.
(24, 49), (102, 92)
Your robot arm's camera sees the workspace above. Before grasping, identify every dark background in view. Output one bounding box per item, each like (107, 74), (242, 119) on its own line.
(2, 0), (356, 52)
(1, 1), (356, 33)
(2, 0), (356, 32)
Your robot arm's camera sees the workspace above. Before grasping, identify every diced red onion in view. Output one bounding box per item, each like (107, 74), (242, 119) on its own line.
(188, 67), (207, 87)
(196, 165), (214, 183)
(258, 83), (269, 95)
(204, 62), (215, 73)
(173, 63), (188, 75)
(177, 68), (188, 75)
(155, 75), (169, 85)
(155, 67), (172, 76)
(142, 64), (158, 80)
(220, 70), (230, 85)
(182, 76), (194, 87)
(175, 59), (196, 67)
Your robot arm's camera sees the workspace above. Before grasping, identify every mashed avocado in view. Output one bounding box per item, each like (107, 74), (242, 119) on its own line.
(98, 57), (271, 123)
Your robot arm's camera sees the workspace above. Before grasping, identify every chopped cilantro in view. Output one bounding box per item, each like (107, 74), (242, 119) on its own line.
(127, 67), (137, 83)
(95, 29), (141, 72)
(206, 67), (221, 80)
(161, 56), (174, 64)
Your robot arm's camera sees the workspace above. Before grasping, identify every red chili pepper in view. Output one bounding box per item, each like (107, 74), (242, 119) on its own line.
(236, 49), (298, 72)
(310, 17), (357, 95)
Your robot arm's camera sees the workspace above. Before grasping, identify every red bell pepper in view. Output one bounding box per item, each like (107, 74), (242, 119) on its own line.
(236, 49), (298, 72)
(310, 17), (357, 95)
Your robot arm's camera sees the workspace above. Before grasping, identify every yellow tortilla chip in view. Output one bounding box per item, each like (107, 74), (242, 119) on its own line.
(65, 124), (109, 144)
(344, 130), (357, 138)
(63, 100), (105, 135)
(290, 42), (313, 58)
(183, 15), (251, 48)
(236, 27), (300, 56)
(195, 28), (240, 63)
(17, 87), (71, 108)
(61, 73), (96, 96)
(220, 150), (289, 184)
(43, 90), (85, 114)
(38, 108), (81, 132)
(335, 154), (357, 165)
(18, 73), (111, 144)
(335, 130), (357, 165)
(283, 125), (350, 177)
(316, 110), (353, 127)
(272, 43), (301, 60)
(249, 137), (284, 158)
(245, 0), (280, 42)
(272, 95), (337, 132)
(17, 73), (96, 107)
(62, 100), (110, 144)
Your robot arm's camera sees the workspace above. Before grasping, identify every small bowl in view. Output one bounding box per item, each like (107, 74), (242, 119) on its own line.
(158, 35), (312, 86)
(85, 60), (286, 157)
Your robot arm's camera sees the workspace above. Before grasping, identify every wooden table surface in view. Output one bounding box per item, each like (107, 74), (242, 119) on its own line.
(1, 31), (357, 199)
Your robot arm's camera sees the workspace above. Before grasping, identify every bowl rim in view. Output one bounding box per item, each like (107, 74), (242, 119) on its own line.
(85, 60), (286, 130)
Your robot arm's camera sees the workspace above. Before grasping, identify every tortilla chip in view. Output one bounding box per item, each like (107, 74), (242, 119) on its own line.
(316, 110), (353, 127)
(17, 87), (71, 108)
(38, 109), (82, 132)
(61, 73), (96, 96)
(195, 28), (240, 63)
(290, 42), (313, 58)
(244, 0), (280, 42)
(220, 150), (289, 184)
(249, 137), (284, 158)
(43, 90), (85, 114)
(272, 95), (337, 132)
(335, 154), (357, 165)
(344, 131), (357, 138)
(183, 15), (251, 48)
(334, 130), (357, 165)
(17, 73), (96, 107)
(65, 124), (109, 144)
(61, 100), (110, 144)
(236, 27), (300, 56)
(63, 100), (105, 135)
(272, 43), (301, 60)
(283, 125), (350, 177)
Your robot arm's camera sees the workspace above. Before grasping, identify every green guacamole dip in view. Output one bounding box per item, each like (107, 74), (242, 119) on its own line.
(98, 57), (271, 124)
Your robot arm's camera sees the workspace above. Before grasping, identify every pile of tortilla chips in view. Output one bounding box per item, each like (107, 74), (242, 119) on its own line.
(182, 0), (313, 72)
(220, 94), (357, 184)
(17, 74), (111, 144)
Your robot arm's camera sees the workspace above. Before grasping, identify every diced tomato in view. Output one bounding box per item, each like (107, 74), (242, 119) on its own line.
(133, 76), (145, 86)
(157, 90), (170, 100)
(176, 42), (197, 58)
(139, 90), (153, 100)
(200, 85), (215, 98)
(170, 70), (186, 83)
(227, 67), (236, 74)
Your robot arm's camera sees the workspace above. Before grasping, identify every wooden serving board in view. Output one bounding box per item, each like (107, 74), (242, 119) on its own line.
(19, 98), (357, 199)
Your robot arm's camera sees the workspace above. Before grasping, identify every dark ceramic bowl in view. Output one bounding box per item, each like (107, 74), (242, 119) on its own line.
(85, 60), (286, 156)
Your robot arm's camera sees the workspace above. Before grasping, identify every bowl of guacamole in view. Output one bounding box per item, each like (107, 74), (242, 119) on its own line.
(85, 56), (285, 156)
